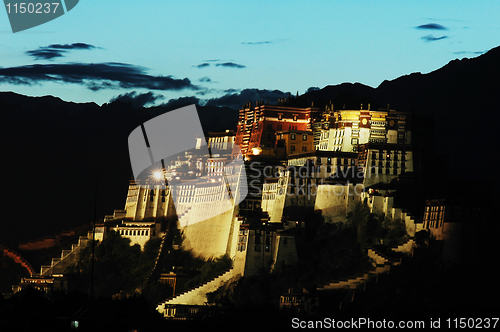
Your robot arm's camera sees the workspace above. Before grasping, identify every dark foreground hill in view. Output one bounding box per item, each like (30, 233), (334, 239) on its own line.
(0, 94), (237, 244)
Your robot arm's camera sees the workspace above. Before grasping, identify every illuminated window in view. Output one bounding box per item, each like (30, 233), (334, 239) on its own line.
(278, 114), (283, 120)
(291, 134), (296, 140)
(293, 114), (298, 121)
(302, 134), (308, 141)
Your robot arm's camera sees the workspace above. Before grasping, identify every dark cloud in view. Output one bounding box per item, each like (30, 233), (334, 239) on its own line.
(199, 77), (212, 83)
(416, 23), (448, 30)
(0, 62), (198, 91)
(306, 87), (320, 93)
(26, 43), (98, 60)
(215, 62), (246, 69)
(421, 35), (448, 42)
(204, 88), (287, 110)
(195, 63), (210, 69)
(453, 50), (485, 55)
(109, 91), (164, 108)
(46, 43), (96, 50)
(242, 41), (273, 45)
(26, 49), (67, 60)
(160, 96), (201, 109)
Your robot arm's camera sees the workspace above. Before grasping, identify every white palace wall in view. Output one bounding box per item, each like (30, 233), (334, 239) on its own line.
(314, 184), (364, 223)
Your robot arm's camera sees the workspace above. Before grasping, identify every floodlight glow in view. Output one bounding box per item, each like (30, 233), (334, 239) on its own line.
(252, 147), (262, 155)
(153, 171), (163, 180)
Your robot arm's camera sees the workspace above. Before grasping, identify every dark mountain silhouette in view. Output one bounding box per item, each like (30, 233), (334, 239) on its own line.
(299, 45), (500, 184)
(2, 45), (500, 244)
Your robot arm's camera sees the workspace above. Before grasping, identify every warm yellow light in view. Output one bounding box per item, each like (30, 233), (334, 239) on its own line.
(252, 147), (262, 155)
(153, 171), (163, 180)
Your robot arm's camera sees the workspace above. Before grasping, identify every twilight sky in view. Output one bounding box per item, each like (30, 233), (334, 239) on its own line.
(0, 0), (498, 108)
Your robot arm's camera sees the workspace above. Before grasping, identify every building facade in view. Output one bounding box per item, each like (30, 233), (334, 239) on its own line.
(233, 103), (321, 159)
(315, 106), (412, 152)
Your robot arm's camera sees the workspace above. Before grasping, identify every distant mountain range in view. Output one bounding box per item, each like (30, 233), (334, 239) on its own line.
(2, 45), (500, 244)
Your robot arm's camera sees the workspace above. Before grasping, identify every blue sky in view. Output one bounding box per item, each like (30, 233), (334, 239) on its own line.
(0, 0), (499, 107)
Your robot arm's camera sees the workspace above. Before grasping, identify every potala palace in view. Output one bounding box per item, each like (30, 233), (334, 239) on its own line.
(13, 101), (477, 320)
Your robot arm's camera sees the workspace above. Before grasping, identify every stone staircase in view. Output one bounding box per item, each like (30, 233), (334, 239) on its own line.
(317, 238), (416, 292)
(37, 232), (94, 277)
(316, 238), (416, 311)
(390, 238), (415, 255)
(143, 232), (168, 287)
(156, 268), (235, 316)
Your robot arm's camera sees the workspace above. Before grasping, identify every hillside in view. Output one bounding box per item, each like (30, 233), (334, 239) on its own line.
(0, 94), (238, 244)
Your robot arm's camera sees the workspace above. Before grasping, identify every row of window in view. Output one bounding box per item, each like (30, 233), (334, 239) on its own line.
(368, 138), (387, 143)
(147, 189), (167, 196)
(316, 158), (354, 166)
(371, 161), (407, 168)
(290, 145), (308, 152)
(147, 196), (167, 202)
(288, 134), (308, 141)
(119, 229), (149, 237)
(277, 114), (299, 121)
(371, 168), (404, 175)
(371, 152), (407, 161)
